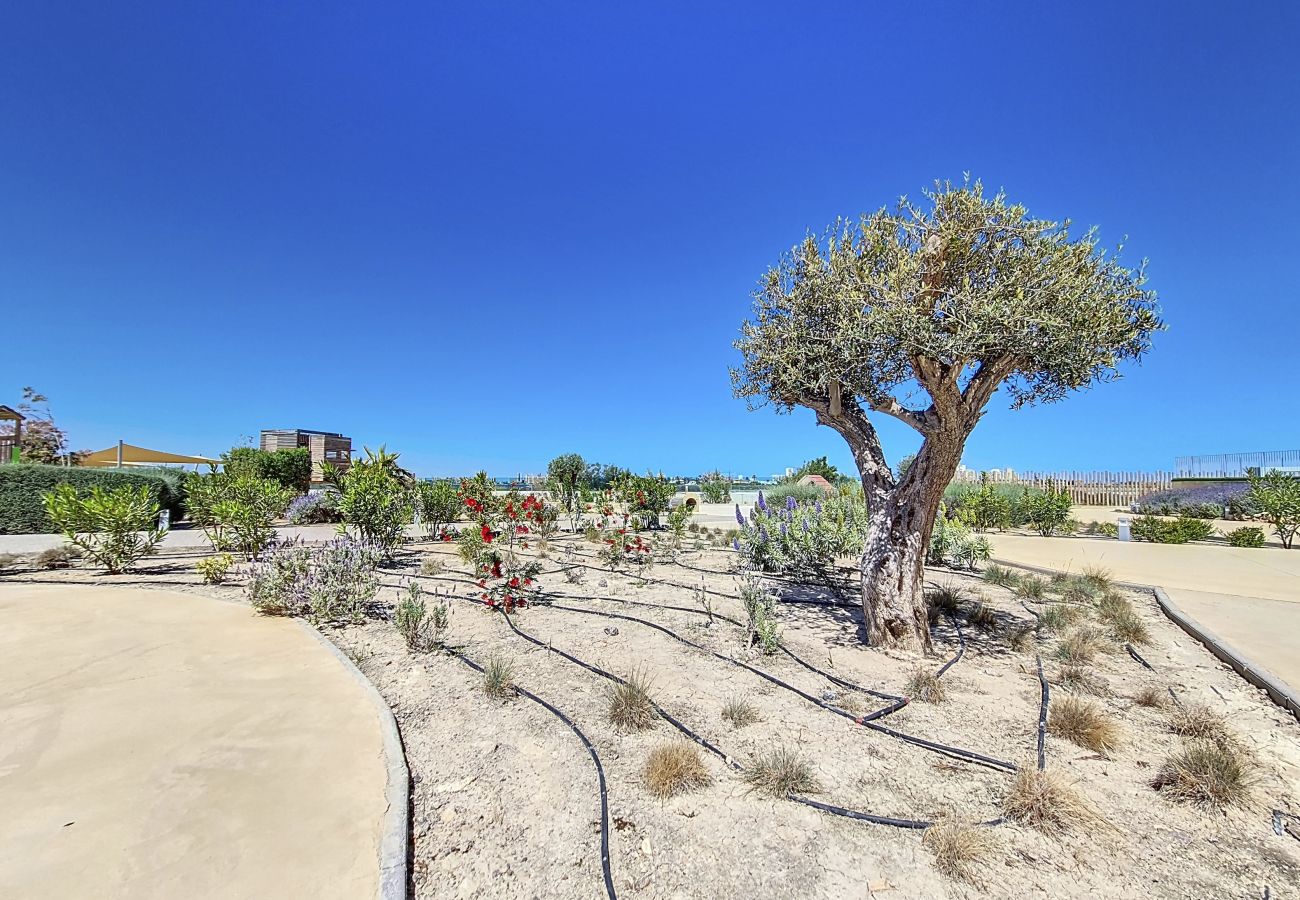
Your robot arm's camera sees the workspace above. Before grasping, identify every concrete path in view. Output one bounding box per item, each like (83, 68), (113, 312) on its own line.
(988, 532), (1300, 694)
(0, 585), (389, 900)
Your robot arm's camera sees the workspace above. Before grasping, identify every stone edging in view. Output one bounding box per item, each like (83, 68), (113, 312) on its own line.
(991, 557), (1300, 724)
(300, 624), (410, 900)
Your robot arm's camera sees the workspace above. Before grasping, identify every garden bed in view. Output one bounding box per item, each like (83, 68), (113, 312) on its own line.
(6, 537), (1300, 898)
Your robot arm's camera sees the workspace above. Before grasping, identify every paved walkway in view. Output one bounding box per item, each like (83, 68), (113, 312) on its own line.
(988, 533), (1300, 693)
(0, 585), (388, 899)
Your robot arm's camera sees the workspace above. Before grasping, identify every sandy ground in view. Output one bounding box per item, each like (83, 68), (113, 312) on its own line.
(6, 534), (1300, 898)
(0, 583), (388, 900)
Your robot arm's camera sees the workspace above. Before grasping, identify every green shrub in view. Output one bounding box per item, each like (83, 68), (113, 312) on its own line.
(196, 553), (235, 584)
(223, 446), (312, 493)
(394, 581), (449, 652)
(1225, 526), (1266, 548)
(1132, 514), (1215, 544)
(188, 472), (293, 558)
(700, 471), (731, 503)
(761, 483), (825, 507)
(1246, 470), (1300, 550)
(337, 452), (412, 555)
(0, 464), (184, 534)
(414, 479), (461, 539)
(42, 484), (166, 573)
(1024, 487), (1073, 536)
(247, 538), (380, 623)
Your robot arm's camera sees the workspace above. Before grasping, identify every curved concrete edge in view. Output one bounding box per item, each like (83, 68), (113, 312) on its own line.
(990, 557), (1300, 724)
(299, 623), (410, 900)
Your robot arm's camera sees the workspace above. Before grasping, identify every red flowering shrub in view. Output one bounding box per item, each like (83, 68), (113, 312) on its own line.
(468, 490), (549, 613)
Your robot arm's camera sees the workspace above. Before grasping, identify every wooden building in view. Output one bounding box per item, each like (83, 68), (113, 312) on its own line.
(0, 406), (24, 463)
(260, 428), (352, 484)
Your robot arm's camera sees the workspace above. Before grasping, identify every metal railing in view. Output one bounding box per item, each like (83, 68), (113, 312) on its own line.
(1175, 450), (1300, 478)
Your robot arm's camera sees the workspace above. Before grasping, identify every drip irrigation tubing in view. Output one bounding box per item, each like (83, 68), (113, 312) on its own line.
(522, 601), (1015, 772)
(1035, 655), (1049, 771)
(1125, 644), (1155, 670)
(494, 609), (994, 831)
(446, 648), (616, 900)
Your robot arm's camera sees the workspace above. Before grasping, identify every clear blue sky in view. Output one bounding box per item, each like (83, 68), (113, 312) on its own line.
(3, 2), (1296, 478)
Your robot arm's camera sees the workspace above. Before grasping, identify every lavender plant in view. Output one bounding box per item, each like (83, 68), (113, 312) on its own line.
(735, 492), (867, 584)
(246, 538), (381, 624)
(1135, 483), (1253, 520)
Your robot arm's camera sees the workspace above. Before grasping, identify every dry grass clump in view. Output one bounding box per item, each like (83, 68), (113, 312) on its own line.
(921, 818), (998, 882)
(1056, 664), (1110, 696)
(1039, 603), (1083, 632)
(1008, 624), (1037, 653)
(1058, 578), (1101, 604)
(1080, 564), (1114, 591)
(981, 564), (1018, 588)
(1153, 740), (1255, 810)
(0, 552), (19, 573)
(1001, 767), (1097, 834)
(608, 668), (657, 732)
(744, 746), (820, 798)
(1013, 575), (1048, 601)
(927, 584), (965, 615)
(643, 741), (711, 799)
(1053, 625), (1109, 665)
(1049, 696), (1122, 755)
(482, 654), (515, 700)
(36, 546), (78, 569)
(720, 697), (761, 728)
(1169, 702), (1229, 741)
(1133, 685), (1169, 709)
(1097, 592), (1150, 645)
(905, 667), (947, 703)
(420, 556), (445, 576)
(966, 601), (998, 631)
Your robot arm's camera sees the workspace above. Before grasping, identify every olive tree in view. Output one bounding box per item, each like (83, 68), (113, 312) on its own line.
(732, 181), (1161, 650)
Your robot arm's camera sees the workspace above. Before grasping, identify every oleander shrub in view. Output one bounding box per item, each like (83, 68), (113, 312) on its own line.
(0, 464), (183, 534)
(336, 450), (413, 555)
(43, 484), (166, 574)
(285, 491), (343, 525)
(1247, 469), (1300, 549)
(414, 479), (461, 539)
(1225, 526), (1266, 548)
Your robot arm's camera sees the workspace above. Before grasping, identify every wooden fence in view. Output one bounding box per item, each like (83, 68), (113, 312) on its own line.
(953, 469), (1174, 508)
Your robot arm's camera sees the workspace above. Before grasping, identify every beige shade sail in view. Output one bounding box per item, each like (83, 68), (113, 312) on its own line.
(80, 442), (218, 467)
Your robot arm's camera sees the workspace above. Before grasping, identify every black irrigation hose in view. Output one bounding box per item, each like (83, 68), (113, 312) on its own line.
(1035, 655), (1049, 771)
(446, 648), (616, 900)
(1125, 643), (1156, 671)
(537, 601), (1015, 772)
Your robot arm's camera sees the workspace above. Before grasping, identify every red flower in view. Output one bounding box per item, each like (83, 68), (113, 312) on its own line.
(509, 577), (520, 588)
(481, 524), (493, 543)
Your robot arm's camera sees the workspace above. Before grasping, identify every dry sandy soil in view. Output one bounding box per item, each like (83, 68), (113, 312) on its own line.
(5, 535), (1300, 899)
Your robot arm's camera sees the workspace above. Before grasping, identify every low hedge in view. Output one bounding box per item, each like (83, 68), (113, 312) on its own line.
(0, 464), (186, 534)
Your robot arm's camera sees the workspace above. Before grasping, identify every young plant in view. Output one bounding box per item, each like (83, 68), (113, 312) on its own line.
(394, 581), (449, 652)
(335, 449), (412, 556)
(643, 742), (711, 799)
(906, 668), (946, 703)
(195, 553), (235, 585)
(482, 654), (516, 699)
(1013, 575), (1048, 601)
(737, 568), (780, 654)
(1225, 526), (1266, 548)
(1053, 626), (1109, 664)
(246, 539), (381, 624)
(981, 563), (1018, 588)
(721, 698), (761, 727)
(1024, 486), (1073, 537)
(666, 501), (695, 550)
(414, 479), (461, 541)
(470, 494), (546, 613)
(607, 668), (656, 731)
(1132, 685), (1169, 709)
(744, 747), (820, 798)
(42, 483), (166, 574)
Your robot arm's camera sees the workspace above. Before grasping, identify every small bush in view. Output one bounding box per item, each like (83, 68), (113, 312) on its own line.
(643, 742), (711, 799)
(906, 668), (946, 703)
(43, 484), (166, 574)
(394, 581), (449, 652)
(0, 552), (17, 574)
(1132, 514), (1216, 544)
(420, 555), (445, 576)
(1049, 696), (1121, 754)
(247, 539), (381, 624)
(927, 584), (964, 614)
(1008, 625), (1037, 653)
(1153, 740), (1254, 809)
(922, 818), (998, 882)
(195, 553), (235, 585)
(1013, 575), (1048, 601)
(483, 654), (516, 699)
(1079, 565), (1113, 592)
(36, 546), (78, 569)
(608, 668), (656, 731)
(1001, 767), (1096, 834)
(1053, 626), (1109, 665)
(744, 747), (820, 797)
(721, 698), (761, 727)
(1133, 685), (1169, 709)
(982, 564), (1018, 588)
(1039, 604), (1083, 632)
(1057, 577), (1100, 604)
(1057, 664), (1109, 696)
(1225, 526), (1265, 548)
(285, 491), (342, 525)
(1170, 702), (1229, 742)
(1107, 607), (1150, 645)
(967, 601), (998, 631)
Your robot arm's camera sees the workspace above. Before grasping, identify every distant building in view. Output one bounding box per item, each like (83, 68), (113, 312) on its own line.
(260, 429), (352, 484)
(797, 474), (837, 496)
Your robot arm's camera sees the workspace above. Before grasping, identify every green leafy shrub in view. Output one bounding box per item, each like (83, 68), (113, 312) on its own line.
(195, 553), (235, 584)
(1225, 526), (1265, 548)
(1024, 486), (1073, 536)
(736, 491), (867, 582)
(1132, 514), (1215, 544)
(414, 479), (461, 540)
(1246, 470), (1300, 549)
(700, 471), (731, 503)
(223, 446), (312, 493)
(0, 464), (184, 534)
(188, 472), (292, 557)
(928, 513), (991, 569)
(42, 484), (166, 574)
(760, 482), (825, 507)
(737, 569), (780, 654)
(337, 451), (412, 555)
